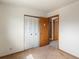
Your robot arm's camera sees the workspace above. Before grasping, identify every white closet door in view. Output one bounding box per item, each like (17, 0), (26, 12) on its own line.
(33, 18), (39, 47)
(24, 16), (39, 50)
(25, 17), (32, 49)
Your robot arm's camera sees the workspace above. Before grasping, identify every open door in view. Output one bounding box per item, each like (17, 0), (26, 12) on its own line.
(39, 17), (49, 47)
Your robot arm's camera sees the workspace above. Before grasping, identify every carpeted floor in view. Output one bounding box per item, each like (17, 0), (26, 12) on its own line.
(0, 45), (79, 59)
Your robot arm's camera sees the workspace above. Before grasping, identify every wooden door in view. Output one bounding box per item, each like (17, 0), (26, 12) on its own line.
(39, 17), (49, 47)
(53, 18), (59, 40)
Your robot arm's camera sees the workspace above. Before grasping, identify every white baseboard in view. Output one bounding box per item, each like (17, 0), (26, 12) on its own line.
(59, 48), (79, 58)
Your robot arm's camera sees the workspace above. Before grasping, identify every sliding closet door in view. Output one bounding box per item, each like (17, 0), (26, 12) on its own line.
(24, 16), (39, 50)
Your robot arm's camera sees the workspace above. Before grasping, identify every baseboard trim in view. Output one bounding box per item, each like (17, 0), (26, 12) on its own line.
(0, 48), (33, 58)
(0, 50), (25, 58)
(58, 49), (79, 59)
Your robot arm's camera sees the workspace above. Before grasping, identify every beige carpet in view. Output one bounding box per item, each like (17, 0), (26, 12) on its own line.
(0, 45), (79, 59)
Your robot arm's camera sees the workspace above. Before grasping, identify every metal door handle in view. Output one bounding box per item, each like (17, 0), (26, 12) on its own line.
(30, 33), (32, 35)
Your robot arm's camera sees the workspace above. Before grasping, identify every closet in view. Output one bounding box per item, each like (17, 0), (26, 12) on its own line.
(24, 16), (49, 49)
(24, 16), (40, 50)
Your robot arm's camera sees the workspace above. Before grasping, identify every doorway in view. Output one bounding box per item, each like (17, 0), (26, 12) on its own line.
(49, 15), (59, 48)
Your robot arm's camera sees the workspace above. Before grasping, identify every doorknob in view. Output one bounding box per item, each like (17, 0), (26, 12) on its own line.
(30, 33), (32, 35)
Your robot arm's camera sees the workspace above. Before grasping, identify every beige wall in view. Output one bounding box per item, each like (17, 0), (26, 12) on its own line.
(59, 1), (79, 58)
(48, 1), (79, 58)
(0, 4), (46, 57)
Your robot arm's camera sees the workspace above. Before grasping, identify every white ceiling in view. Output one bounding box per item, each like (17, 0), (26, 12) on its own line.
(0, 0), (78, 13)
